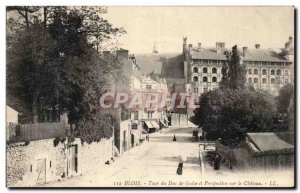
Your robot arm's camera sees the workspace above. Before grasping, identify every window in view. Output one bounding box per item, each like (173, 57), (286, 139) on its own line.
(271, 69), (275, 75)
(203, 67), (208, 73)
(262, 78), (267, 84)
(262, 69), (267, 75)
(277, 69), (281, 75)
(203, 88), (208, 93)
(146, 85), (152, 89)
(133, 111), (138, 120)
(212, 68), (217, 74)
(132, 123), (138, 130)
(254, 78), (258, 83)
(248, 78), (252, 83)
(248, 69), (252, 74)
(254, 69), (258, 75)
(271, 78), (275, 84)
(212, 77), (217, 82)
(193, 67), (198, 73)
(193, 76), (198, 82)
(285, 70), (289, 76)
(147, 111), (153, 118)
(203, 76), (208, 82)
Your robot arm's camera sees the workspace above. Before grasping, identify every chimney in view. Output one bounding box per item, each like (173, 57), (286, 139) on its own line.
(198, 43), (202, 50)
(216, 42), (225, 53)
(243, 47), (248, 57)
(255, 44), (260, 49)
(183, 37), (187, 46)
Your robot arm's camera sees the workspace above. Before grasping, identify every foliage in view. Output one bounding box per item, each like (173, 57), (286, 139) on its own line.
(7, 6), (126, 142)
(276, 83), (294, 114)
(191, 88), (277, 141)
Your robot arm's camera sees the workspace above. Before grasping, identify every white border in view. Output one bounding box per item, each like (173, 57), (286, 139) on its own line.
(0, 1), (299, 193)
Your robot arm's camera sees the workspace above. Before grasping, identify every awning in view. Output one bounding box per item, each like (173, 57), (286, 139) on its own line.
(151, 121), (160, 128)
(144, 121), (154, 128)
(160, 120), (166, 127)
(164, 117), (169, 123)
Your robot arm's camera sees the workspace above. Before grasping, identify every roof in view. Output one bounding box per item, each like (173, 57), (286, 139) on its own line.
(134, 53), (181, 75)
(189, 48), (227, 60)
(188, 46), (290, 62)
(247, 133), (293, 151)
(242, 49), (288, 62)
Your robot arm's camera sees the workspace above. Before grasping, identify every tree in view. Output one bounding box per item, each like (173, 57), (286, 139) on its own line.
(7, 6), (126, 143)
(191, 88), (276, 142)
(276, 83), (294, 114)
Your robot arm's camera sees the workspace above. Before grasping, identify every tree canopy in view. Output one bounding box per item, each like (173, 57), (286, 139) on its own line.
(7, 6), (126, 143)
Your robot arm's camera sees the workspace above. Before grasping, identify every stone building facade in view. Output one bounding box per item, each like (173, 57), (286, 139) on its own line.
(183, 37), (294, 96)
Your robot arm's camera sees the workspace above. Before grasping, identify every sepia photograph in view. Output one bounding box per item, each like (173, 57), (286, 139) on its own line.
(5, 5), (295, 188)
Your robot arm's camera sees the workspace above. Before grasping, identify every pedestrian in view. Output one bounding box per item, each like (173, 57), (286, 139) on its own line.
(214, 154), (221, 170)
(173, 135), (177, 141)
(176, 156), (183, 175)
(146, 134), (150, 142)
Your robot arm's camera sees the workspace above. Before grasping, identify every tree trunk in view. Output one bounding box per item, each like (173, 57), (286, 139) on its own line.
(32, 100), (38, 123)
(24, 7), (29, 28)
(43, 6), (47, 30)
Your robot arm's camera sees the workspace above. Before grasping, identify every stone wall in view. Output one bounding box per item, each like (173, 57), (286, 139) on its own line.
(6, 138), (66, 187)
(73, 138), (113, 175)
(7, 137), (113, 187)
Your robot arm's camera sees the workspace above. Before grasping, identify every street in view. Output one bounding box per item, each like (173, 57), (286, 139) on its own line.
(39, 126), (204, 187)
(38, 126), (294, 188)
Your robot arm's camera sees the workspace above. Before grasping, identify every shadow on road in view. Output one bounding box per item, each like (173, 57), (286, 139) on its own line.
(165, 127), (195, 134)
(150, 135), (194, 143)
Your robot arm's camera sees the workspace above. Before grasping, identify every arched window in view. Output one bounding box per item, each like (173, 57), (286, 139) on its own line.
(203, 67), (208, 73)
(193, 76), (198, 82)
(212, 68), (217, 74)
(193, 67), (198, 73)
(262, 78), (267, 84)
(262, 69), (267, 75)
(271, 69), (275, 75)
(285, 70), (289, 76)
(212, 77), (217, 82)
(248, 69), (252, 74)
(248, 78), (252, 83)
(254, 78), (258, 83)
(203, 76), (208, 82)
(254, 69), (258, 75)
(277, 69), (281, 75)
(271, 78), (275, 84)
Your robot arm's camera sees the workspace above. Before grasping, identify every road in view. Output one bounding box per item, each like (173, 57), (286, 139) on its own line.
(39, 126), (204, 187)
(38, 126), (294, 187)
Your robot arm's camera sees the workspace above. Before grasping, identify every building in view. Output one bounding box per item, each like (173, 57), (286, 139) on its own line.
(7, 105), (19, 125)
(183, 37), (294, 97)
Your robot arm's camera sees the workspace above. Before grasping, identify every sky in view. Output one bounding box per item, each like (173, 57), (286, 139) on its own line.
(103, 7), (294, 53)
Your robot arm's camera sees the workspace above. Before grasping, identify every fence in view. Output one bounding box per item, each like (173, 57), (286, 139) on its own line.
(216, 141), (294, 170)
(7, 122), (68, 143)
